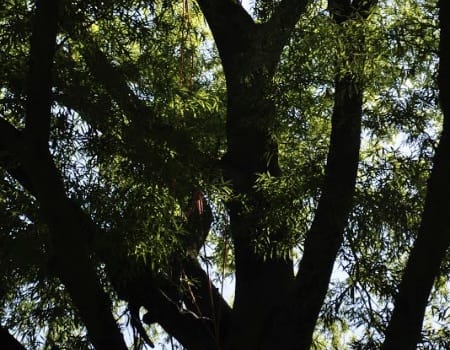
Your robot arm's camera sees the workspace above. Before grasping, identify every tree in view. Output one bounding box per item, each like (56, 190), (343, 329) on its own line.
(0, 0), (448, 349)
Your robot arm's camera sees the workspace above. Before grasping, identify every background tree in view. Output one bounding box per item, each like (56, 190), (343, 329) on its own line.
(0, 0), (449, 349)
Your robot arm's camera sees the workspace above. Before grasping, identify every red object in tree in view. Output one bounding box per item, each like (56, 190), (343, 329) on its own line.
(193, 190), (204, 215)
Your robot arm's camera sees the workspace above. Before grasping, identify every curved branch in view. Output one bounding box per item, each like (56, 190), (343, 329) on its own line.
(103, 196), (230, 350)
(129, 304), (155, 348)
(182, 258), (233, 324)
(105, 215), (231, 350)
(143, 289), (218, 350)
(2, 120), (127, 350)
(111, 267), (225, 350)
(11, 151), (128, 350)
(195, 0), (254, 50)
(382, 1), (450, 348)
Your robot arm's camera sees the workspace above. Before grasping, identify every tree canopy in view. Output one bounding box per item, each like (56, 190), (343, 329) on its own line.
(0, 0), (449, 349)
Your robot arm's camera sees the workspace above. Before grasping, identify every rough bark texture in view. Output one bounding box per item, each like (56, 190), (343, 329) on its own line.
(194, 1), (368, 348)
(382, 1), (450, 349)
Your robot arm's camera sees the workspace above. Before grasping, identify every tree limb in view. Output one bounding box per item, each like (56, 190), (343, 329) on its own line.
(105, 190), (228, 347)
(271, 74), (362, 350)
(4, 145), (128, 350)
(382, 1), (450, 348)
(1, 6), (129, 347)
(103, 207), (231, 350)
(182, 258), (232, 324)
(0, 325), (27, 350)
(290, 3), (373, 346)
(0, 117), (22, 151)
(143, 288), (218, 350)
(111, 267), (223, 350)
(129, 304), (155, 348)
(264, 0), (310, 53)
(195, 0), (254, 47)
(24, 0), (59, 146)
(0, 117), (35, 192)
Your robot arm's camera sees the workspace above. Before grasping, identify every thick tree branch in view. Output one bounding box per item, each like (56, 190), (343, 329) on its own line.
(194, 4), (309, 348)
(289, 3), (374, 346)
(1, 8), (129, 348)
(153, 261), (232, 350)
(0, 117), (21, 151)
(195, 0), (254, 50)
(0, 117), (34, 192)
(104, 212), (231, 349)
(5, 147), (128, 350)
(289, 75), (362, 349)
(268, 0), (310, 26)
(170, 195), (232, 347)
(0, 325), (27, 350)
(143, 289), (218, 350)
(1, 144), (128, 350)
(129, 304), (155, 348)
(263, 0), (309, 55)
(24, 0), (59, 146)
(182, 258), (232, 321)
(382, 1), (450, 349)
(196, 0), (311, 81)
(111, 265), (227, 350)
(438, 0), (450, 112)
(195, 0), (257, 85)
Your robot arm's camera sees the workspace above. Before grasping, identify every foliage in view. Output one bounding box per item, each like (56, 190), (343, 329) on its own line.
(0, 0), (448, 349)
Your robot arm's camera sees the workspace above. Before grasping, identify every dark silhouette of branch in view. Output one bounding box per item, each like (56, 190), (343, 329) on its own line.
(382, 1), (450, 348)
(0, 326), (27, 350)
(289, 2), (377, 347)
(24, 0), (59, 146)
(0, 4), (129, 349)
(264, 0), (309, 52)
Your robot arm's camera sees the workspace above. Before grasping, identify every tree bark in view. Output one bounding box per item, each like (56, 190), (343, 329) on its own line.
(292, 74), (362, 350)
(0, 326), (27, 350)
(195, 1), (310, 347)
(382, 1), (450, 348)
(0, 1), (128, 348)
(24, 0), (58, 147)
(277, 3), (376, 348)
